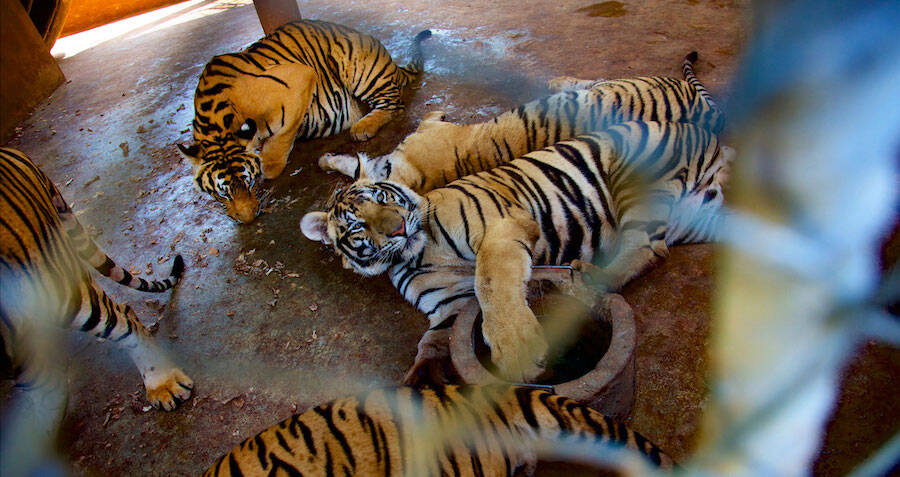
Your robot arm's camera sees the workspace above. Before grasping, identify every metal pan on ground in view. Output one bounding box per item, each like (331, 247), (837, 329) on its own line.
(449, 266), (637, 420)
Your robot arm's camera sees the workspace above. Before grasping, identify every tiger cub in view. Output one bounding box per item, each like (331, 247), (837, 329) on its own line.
(319, 51), (723, 193)
(202, 385), (674, 476)
(302, 121), (733, 384)
(177, 19), (432, 223)
(0, 147), (193, 411)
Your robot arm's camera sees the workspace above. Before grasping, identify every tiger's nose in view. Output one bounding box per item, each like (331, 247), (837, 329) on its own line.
(378, 210), (405, 237)
(228, 190), (259, 224)
(232, 204), (258, 223)
(388, 217), (406, 237)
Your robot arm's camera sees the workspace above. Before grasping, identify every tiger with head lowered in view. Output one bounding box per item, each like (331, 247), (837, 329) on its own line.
(319, 52), (723, 193)
(177, 19), (432, 223)
(1, 147), (193, 471)
(202, 384), (674, 476)
(302, 121), (733, 384)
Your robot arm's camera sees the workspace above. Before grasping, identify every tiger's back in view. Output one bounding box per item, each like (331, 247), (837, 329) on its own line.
(202, 385), (673, 476)
(321, 53), (725, 193)
(192, 19), (424, 144)
(0, 148), (84, 329)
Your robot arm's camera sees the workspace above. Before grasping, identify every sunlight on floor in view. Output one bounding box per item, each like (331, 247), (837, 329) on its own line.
(51, 0), (253, 58)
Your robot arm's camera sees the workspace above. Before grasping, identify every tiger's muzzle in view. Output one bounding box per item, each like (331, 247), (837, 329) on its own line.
(225, 183), (260, 224)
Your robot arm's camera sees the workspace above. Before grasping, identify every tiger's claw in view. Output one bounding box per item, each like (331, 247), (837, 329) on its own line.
(145, 367), (193, 411)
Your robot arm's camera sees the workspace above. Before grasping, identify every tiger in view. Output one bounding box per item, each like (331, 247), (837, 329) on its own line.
(318, 51), (723, 194)
(301, 121), (733, 384)
(0, 147), (193, 412)
(202, 384), (674, 476)
(176, 19), (433, 223)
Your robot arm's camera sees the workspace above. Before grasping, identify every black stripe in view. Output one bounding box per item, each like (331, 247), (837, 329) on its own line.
(312, 406), (356, 469)
(227, 453), (244, 477)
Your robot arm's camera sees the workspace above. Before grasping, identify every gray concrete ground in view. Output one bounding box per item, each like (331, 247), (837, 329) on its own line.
(2, 0), (897, 475)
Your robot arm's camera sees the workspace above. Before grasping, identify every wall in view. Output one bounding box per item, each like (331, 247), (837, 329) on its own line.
(0, 0), (65, 143)
(60, 0), (187, 36)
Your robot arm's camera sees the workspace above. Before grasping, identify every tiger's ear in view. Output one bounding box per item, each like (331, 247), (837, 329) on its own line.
(176, 143), (203, 167)
(300, 212), (332, 245)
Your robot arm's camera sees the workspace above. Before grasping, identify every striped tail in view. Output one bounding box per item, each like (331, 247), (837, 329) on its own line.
(520, 387), (676, 470)
(683, 51), (719, 110)
(401, 29), (433, 76)
(47, 183), (185, 293)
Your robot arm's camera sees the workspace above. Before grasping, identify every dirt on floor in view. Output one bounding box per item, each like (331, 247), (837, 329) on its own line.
(2, 0), (897, 475)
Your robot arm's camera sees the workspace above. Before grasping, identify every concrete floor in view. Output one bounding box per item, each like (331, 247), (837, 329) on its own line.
(2, 0), (897, 475)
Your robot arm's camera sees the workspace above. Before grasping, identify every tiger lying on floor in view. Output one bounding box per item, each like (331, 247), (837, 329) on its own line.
(319, 51), (723, 193)
(302, 121), (733, 383)
(0, 147), (193, 411)
(177, 19), (432, 223)
(202, 384), (674, 476)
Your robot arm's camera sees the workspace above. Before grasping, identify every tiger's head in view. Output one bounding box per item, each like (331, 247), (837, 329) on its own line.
(300, 180), (427, 276)
(177, 53), (269, 223)
(177, 139), (264, 224)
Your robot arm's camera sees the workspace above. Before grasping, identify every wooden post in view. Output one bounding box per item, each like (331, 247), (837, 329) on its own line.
(252, 0), (301, 35)
(0, 0), (65, 143)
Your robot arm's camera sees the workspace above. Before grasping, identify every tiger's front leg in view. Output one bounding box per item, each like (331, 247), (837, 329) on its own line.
(259, 130), (299, 179)
(318, 152), (363, 179)
(76, 281), (193, 411)
(475, 215), (548, 382)
(231, 63), (317, 180)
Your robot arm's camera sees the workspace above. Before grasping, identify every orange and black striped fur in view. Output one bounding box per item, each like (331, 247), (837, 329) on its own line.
(319, 52), (723, 193)
(302, 121), (733, 383)
(177, 19), (432, 223)
(0, 147), (192, 411)
(202, 385), (674, 476)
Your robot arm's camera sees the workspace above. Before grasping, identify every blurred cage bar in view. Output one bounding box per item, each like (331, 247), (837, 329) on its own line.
(689, 0), (900, 475)
(1, 0), (898, 474)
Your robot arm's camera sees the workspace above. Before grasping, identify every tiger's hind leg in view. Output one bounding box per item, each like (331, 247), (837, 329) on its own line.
(72, 281), (193, 410)
(350, 79), (406, 141)
(350, 108), (403, 141)
(572, 205), (671, 292)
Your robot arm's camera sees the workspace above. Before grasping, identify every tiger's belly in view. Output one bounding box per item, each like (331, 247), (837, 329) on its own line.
(296, 87), (365, 139)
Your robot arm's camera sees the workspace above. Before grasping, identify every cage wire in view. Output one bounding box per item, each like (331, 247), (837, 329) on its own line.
(3, 0), (900, 475)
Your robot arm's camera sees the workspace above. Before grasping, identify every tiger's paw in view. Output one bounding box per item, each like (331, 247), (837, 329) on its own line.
(318, 153), (360, 178)
(571, 259), (613, 291)
(144, 368), (193, 411)
(488, 321), (548, 383)
(350, 119), (382, 141)
(403, 356), (457, 388)
(351, 110), (396, 142)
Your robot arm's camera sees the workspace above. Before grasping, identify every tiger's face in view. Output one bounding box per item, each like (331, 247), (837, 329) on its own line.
(300, 181), (427, 276)
(179, 144), (264, 223)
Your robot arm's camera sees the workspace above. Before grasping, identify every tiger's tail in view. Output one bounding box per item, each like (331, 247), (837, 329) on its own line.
(683, 51), (719, 110)
(48, 182), (185, 293)
(401, 29), (433, 77)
